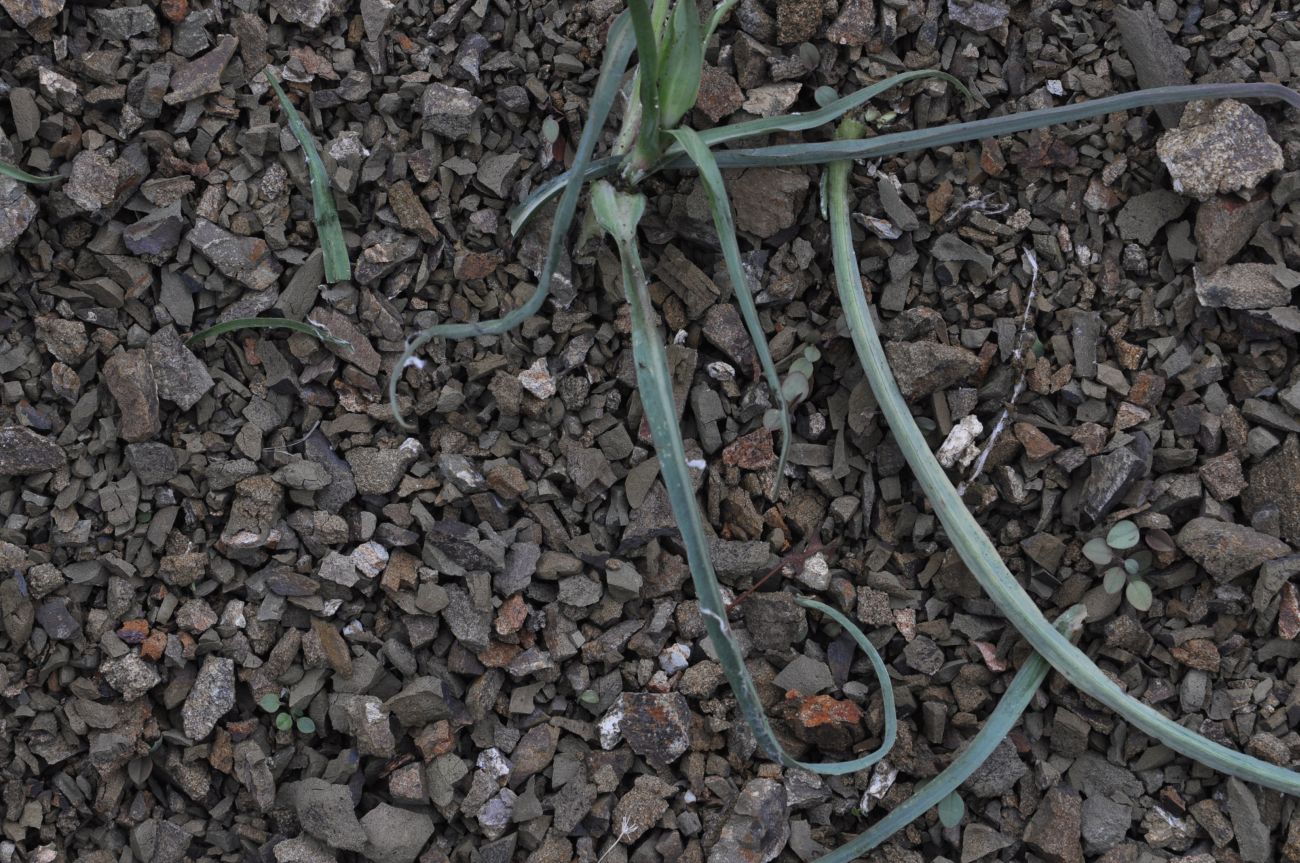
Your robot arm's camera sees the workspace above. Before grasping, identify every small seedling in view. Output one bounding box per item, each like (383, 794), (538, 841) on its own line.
(765, 345), (820, 430)
(1082, 520), (1153, 611)
(259, 691), (316, 735)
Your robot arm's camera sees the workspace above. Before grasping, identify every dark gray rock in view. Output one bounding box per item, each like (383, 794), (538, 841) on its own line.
(708, 778), (789, 863)
(1115, 3), (1190, 127)
(181, 656), (234, 740)
(187, 218), (282, 291)
(35, 598), (78, 640)
(744, 592), (807, 653)
(962, 739), (1027, 797)
(421, 82), (483, 141)
(1243, 435), (1300, 543)
(1115, 190), (1187, 244)
(103, 350), (161, 442)
(1226, 778), (1269, 863)
(1024, 786), (1083, 863)
(616, 692), (691, 767)
(0, 426), (66, 476)
(294, 779), (367, 852)
(1081, 794), (1131, 855)
(361, 804), (434, 863)
(1195, 263), (1294, 310)
(884, 341), (980, 400)
(1081, 446), (1146, 522)
(147, 325), (214, 410)
(123, 201), (184, 259)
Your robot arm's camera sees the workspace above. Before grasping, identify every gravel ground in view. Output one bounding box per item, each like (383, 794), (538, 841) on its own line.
(3, 1), (1300, 862)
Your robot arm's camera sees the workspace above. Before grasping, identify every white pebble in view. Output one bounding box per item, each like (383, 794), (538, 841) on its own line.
(519, 358), (556, 399)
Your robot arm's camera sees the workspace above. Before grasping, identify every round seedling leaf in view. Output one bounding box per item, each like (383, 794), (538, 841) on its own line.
(128, 756), (152, 786)
(937, 791), (965, 828)
(258, 693), (281, 713)
(579, 690), (600, 705)
(814, 85), (838, 107)
(781, 372), (809, 404)
(1082, 537), (1113, 566)
(763, 408), (782, 430)
(803, 345), (821, 363)
(275, 712), (293, 732)
(1107, 520), (1140, 551)
(1145, 528), (1175, 553)
(296, 716), (316, 734)
(1126, 579), (1153, 611)
(541, 116), (560, 144)
(1123, 557), (1139, 576)
(1103, 568), (1126, 594)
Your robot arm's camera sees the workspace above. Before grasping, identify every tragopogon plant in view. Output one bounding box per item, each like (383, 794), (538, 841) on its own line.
(385, 3), (1300, 853)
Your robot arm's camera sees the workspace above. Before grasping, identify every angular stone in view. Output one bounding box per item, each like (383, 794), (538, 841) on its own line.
(1244, 436), (1300, 543)
(104, 350), (161, 442)
(294, 779), (367, 852)
(0, 178), (37, 252)
(384, 677), (450, 727)
(1176, 517), (1290, 582)
(1114, 3), (1190, 128)
(147, 325), (214, 410)
(885, 341), (980, 400)
(361, 804), (434, 863)
(1081, 795), (1131, 856)
(309, 307), (381, 375)
(0, 0), (64, 28)
(35, 598), (78, 640)
(1195, 192), (1271, 273)
(776, 0), (820, 43)
(181, 656), (235, 740)
(188, 219), (282, 291)
(1196, 263), (1294, 310)
(1115, 190), (1187, 244)
(963, 739), (1027, 797)
(731, 168), (809, 238)
(962, 824), (1013, 863)
(346, 439), (421, 495)
(1157, 100), (1283, 201)
(709, 779), (789, 863)
(420, 82), (482, 141)
(1081, 446), (1146, 523)
(90, 5), (156, 40)
(1226, 778), (1270, 863)
(696, 65), (744, 123)
(1025, 786), (1084, 863)
(66, 151), (118, 212)
(0, 426), (66, 476)
(826, 0), (875, 44)
(101, 654), (161, 700)
(123, 201), (185, 258)
(947, 0), (1008, 32)
(386, 180), (439, 243)
(616, 692), (691, 767)
(270, 0), (334, 28)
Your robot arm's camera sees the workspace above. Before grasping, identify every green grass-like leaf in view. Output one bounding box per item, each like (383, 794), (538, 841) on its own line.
(512, 81), (1300, 235)
(668, 127), (791, 496)
(264, 69), (351, 284)
(591, 178), (895, 776)
(658, 0), (702, 130)
(0, 161), (59, 184)
(826, 114), (1300, 796)
(814, 609), (1086, 862)
(389, 11), (636, 428)
(186, 317), (351, 348)
(627, 0), (663, 173)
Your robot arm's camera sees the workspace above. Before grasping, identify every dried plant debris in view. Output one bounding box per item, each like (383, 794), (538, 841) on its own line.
(3, 2), (1300, 863)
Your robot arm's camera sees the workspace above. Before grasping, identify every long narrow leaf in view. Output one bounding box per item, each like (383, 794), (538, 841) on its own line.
(658, 0), (702, 130)
(687, 69), (971, 150)
(264, 69), (351, 284)
(510, 81), (1300, 234)
(592, 179), (895, 776)
(668, 128), (791, 496)
(703, 0), (739, 41)
(716, 81), (1300, 168)
(0, 161), (59, 184)
(509, 69), (968, 235)
(388, 11), (636, 427)
(825, 115), (1300, 796)
(626, 0), (662, 173)
(815, 609), (1086, 862)
(186, 317), (350, 348)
